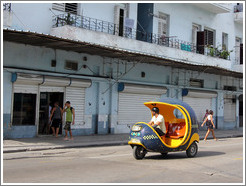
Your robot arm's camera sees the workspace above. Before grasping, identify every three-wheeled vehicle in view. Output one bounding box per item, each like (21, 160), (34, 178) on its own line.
(128, 98), (199, 159)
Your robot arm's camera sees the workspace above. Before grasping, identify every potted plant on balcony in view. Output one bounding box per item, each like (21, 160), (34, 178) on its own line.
(219, 46), (233, 60)
(64, 13), (75, 25)
(206, 45), (219, 57)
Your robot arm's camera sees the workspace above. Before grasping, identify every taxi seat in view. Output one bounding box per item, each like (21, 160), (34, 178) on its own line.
(165, 122), (186, 139)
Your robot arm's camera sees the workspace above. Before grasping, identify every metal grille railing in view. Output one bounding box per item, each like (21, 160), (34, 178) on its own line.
(3, 3), (11, 11)
(53, 13), (231, 60)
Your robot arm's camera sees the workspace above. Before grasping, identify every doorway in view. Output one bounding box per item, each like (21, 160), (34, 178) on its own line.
(119, 8), (124, 36)
(38, 92), (64, 135)
(239, 95), (243, 127)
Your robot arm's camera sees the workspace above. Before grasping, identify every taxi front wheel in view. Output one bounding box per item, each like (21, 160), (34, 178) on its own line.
(133, 146), (147, 160)
(186, 142), (198, 158)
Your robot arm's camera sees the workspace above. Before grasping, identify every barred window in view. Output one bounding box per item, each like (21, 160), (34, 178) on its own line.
(52, 3), (78, 15)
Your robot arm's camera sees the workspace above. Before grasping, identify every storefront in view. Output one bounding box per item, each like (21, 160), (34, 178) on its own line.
(11, 72), (91, 137)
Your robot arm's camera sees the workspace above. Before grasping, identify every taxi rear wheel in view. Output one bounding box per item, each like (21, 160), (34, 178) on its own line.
(133, 146), (147, 160)
(186, 142), (198, 158)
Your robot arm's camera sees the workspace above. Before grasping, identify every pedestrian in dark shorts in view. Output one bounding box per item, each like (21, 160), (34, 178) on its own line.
(62, 101), (75, 140)
(49, 101), (63, 137)
(201, 110), (217, 141)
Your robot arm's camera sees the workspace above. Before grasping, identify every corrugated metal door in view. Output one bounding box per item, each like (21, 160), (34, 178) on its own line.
(183, 96), (212, 123)
(14, 84), (38, 94)
(40, 86), (64, 92)
(65, 87), (86, 128)
(183, 90), (217, 123)
(118, 84), (167, 125)
(118, 93), (160, 125)
(224, 98), (236, 122)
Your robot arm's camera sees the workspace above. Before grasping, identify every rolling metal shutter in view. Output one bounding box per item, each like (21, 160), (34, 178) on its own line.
(118, 84), (167, 125)
(183, 97), (212, 123)
(183, 90), (217, 123)
(224, 95), (236, 122)
(65, 87), (86, 128)
(65, 79), (91, 129)
(14, 84), (38, 94)
(13, 73), (42, 94)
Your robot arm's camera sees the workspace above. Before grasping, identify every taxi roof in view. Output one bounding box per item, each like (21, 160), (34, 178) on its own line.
(144, 98), (198, 125)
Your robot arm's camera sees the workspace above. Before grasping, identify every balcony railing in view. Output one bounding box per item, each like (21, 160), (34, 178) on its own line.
(3, 3), (11, 11)
(52, 13), (230, 60)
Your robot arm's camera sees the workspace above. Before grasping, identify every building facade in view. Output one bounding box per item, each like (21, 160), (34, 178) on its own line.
(2, 2), (244, 138)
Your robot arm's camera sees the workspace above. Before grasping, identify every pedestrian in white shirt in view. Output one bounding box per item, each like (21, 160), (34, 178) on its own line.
(201, 110), (217, 141)
(148, 107), (166, 136)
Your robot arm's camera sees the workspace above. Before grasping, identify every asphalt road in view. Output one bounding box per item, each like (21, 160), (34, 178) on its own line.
(3, 137), (244, 184)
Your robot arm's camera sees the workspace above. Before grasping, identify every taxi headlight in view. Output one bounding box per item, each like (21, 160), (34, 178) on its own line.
(130, 138), (141, 143)
(131, 125), (143, 132)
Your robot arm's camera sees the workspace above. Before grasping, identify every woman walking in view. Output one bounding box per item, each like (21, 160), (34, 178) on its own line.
(201, 110), (217, 141)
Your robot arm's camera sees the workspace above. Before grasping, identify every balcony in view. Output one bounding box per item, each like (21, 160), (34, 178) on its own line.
(3, 3), (13, 28)
(234, 4), (243, 24)
(51, 13), (232, 70)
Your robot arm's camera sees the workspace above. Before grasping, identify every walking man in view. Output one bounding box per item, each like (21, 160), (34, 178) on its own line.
(62, 101), (75, 140)
(49, 101), (62, 137)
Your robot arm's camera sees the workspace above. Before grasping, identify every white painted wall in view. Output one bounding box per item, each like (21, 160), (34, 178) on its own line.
(6, 3), (243, 71)
(51, 25), (232, 71)
(153, 3), (243, 66)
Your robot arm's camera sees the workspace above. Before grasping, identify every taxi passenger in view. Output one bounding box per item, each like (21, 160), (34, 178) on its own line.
(148, 107), (166, 136)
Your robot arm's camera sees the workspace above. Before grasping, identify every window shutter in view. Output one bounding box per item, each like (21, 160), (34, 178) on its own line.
(52, 3), (65, 12)
(240, 43), (243, 64)
(197, 31), (205, 54)
(207, 30), (214, 46)
(192, 25), (198, 44)
(158, 13), (168, 36)
(52, 3), (78, 15)
(114, 5), (120, 35)
(65, 3), (78, 15)
(204, 29), (214, 46)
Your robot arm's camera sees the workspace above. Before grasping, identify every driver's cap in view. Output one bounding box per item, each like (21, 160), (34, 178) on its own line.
(152, 107), (159, 113)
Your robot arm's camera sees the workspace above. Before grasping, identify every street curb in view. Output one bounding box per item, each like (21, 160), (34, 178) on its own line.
(3, 141), (129, 153)
(3, 135), (243, 153)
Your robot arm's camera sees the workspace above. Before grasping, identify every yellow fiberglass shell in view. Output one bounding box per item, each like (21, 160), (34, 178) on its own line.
(144, 101), (192, 149)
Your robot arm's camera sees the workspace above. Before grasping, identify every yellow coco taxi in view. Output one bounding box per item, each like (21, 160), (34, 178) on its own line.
(128, 98), (199, 160)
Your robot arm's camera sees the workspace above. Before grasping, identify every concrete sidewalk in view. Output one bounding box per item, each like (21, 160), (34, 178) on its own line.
(3, 128), (244, 153)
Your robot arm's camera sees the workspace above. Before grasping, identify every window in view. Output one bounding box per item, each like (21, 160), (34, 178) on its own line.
(222, 33), (228, 50)
(12, 93), (37, 125)
(65, 3), (78, 15)
(119, 8), (125, 36)
(158, 12), (169, 37)
(52, 3), (78, 15)
(65, 61), (78, 71)
(192, 23), (201, 45)
(224, 86), (237, 91)
(204, 29), (215, 46)
(196, 28), (215, 54)
(190, 79), (204, 88)
(235, 37), (243, 65)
